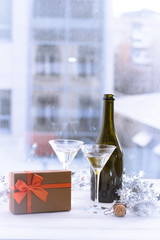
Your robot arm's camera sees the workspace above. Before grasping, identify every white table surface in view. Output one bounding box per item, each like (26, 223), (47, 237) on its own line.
(1, 185), (160, 240)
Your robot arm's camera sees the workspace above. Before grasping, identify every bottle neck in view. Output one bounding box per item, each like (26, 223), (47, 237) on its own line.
(101, 99), (115, 132)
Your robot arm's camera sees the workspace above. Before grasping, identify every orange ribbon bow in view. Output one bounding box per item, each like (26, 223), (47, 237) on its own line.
(13, 173), (48, 213)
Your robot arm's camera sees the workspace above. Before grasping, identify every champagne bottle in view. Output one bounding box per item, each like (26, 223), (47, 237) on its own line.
(91, 94), (123, 203)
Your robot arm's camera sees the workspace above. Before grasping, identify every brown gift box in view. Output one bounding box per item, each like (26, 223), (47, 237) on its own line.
(9, 170), (71, 214)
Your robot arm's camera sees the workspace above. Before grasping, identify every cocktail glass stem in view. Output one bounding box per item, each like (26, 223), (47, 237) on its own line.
(63, 162), (69, 170)
(80, 144), (116, 213)
(94, 169), (101, 208)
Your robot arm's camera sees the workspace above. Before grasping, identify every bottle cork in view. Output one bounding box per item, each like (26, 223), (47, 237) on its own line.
(113, 203), (126, 217)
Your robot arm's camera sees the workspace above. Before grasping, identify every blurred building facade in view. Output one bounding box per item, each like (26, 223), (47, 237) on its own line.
(0, 0), (113, 156)
(30, 0), (113, 155)
(113, 10), (160, 177)
(0, 0), (29, 158)
(114, 9), (160, 94)
(0, 0), (160, 177)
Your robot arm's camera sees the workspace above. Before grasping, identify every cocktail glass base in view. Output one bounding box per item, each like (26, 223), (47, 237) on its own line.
(87, 201), (115, 215)
(87, 202), (105, 214)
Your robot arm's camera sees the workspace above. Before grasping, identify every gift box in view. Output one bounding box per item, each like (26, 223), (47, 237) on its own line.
(9, 170), (71, 214)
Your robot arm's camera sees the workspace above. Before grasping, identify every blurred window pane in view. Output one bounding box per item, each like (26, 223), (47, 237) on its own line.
(0, 90), (11, 132)
(78, 46), (99, 76)
(0, 0), (160, 179)
(33, 29), (65, 41)
(70, 0), (102, 19)
(0, 0), (12, 40)
(69, 29), (102, 42)
(35, 45), (61, 75)
(33, 0), (66, 18)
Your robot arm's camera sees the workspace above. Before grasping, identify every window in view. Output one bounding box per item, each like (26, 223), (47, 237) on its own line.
(70, 0), (102, 19)
(33, 95), (59, 131)
(0, 90), (11, 132)
(132, 48), (151, 65)
(33, 29), (65, 41)
(35, 45), (61, 75)
(78, 46), (99, 76)
(33, 0), (66, 18)
(0, 0), (12, 40)
(70, 29), (102, 42)
(0, 0), (160, 179)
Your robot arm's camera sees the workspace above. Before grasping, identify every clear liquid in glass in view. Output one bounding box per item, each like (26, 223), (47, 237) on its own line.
(87, 153), (110, 172)
(54, 147), (78, 165)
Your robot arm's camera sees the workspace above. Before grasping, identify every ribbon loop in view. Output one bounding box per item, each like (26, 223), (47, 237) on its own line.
(12, 173), (48, 211)
(31, 174), (43, 186)
(15, 179), (28, 192)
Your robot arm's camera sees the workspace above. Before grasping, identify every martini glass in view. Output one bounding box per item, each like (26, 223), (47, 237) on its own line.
(49, 139), (84, 170)
(81, 144), (116, 213)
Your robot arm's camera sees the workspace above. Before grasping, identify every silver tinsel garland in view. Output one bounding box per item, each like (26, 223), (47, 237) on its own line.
(117, 171), (160, 216)
(72, 169), (160, 216)
(0, 175), (9, 204)
(0, 170), (159, 216)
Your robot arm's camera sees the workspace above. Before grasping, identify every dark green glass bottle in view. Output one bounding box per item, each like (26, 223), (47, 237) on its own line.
(91, 94), (123, 203)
